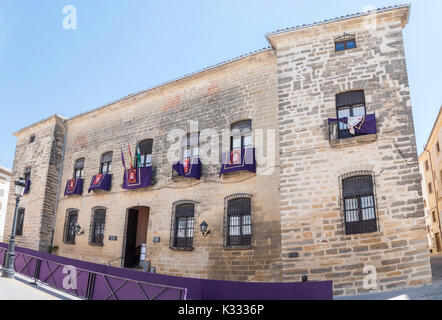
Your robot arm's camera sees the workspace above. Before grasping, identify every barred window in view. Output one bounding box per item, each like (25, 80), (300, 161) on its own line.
(225, 196), (252, 247)
(336, 91), (366, 139)
(90, 208), (106, 246)
(231, 120), (252, 152)
(74, 158), (85, 179)
(138, 139), (153, 168)
(341, 173), (378, 235)
(172, 203), (195, 249)
(64, 210), (78, 244)
(16, 208), (25, 236)
(335, 34), (356, 52)
(100, 152), (113, 174)
(24, 167), (31, 181)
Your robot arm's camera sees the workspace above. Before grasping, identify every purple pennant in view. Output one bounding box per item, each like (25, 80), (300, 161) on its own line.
(23, 180), (31, 194)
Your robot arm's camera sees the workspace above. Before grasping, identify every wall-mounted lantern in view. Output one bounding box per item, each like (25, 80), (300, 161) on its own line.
(199, 221), (211, 237)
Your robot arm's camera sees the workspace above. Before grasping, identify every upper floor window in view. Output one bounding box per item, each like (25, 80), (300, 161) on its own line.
(64, 210), (78, 244)
(429, 182), (433, 194)
(425, 160), (430, 171)
(90, 208), (106, 246)
(171, 202), (195, 250)
(335, 34), (356, 52)
(224, 195), (252, 247)
(437, 142), (440, 153)
(74, 158), (85, 179)
(100, 152), (113, 174)
(23, 167), (31, 181)
(138, 139), (153, 168)
(336, 91), (366, 139)
(230, 120), (252, 152)
(341, 172), (378, 235)
(29, 135), (35, 144)
(182, 134), (199, 161)
(16, 208), (25, 236)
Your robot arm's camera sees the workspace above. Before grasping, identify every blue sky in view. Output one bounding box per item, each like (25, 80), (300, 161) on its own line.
(0, 0), (440, 169)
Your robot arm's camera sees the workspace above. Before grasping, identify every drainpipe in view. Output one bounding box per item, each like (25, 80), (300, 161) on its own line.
(50, 119), (68, 248)
(425, 148), (442, 251)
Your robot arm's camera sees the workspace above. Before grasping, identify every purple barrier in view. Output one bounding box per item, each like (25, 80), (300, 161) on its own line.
(0, 243), (333, 300)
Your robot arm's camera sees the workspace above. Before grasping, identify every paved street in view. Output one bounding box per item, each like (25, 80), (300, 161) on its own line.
(0, 273), (77, 300)
(337, 255), (442, 300)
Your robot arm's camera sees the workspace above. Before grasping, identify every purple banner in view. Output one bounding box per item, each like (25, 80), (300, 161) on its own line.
(219, 148), (256, 177)
(24, 180), (31, 194)
(64, 178), (84, 196)
(122, 167), (152, 190)
(88, 173), (112, 193)
(328, 114), (377, 135)
(173, 158), (202, 180)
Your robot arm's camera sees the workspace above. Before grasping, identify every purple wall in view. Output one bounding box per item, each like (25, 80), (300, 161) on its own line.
(0, 243), (333, 300)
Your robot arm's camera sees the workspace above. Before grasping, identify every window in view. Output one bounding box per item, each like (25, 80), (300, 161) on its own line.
(64, 210), (78, 244)
(433, 211), (437, 223)
(23, 167), (31, 181)
(425, 160), (430, 171)
(224, 195), (252, 247)
(16, 209), (25, 236)
(74, 158), (85, 179)
(429, 182), (433, 194)
(90, 208), (106, 246)
(230, 120), (252, 152)
(341, 173), (378, 235)
(171, 203), (195, 249)
(138, 139), (153, 167)
(29, 135), (35, 144)
(100, 152), (113, 174)
(335, 34), (356, 52)
(437, 142), (440, 153)
(336, 91), (366, 139)
(181, 134), (199, 161)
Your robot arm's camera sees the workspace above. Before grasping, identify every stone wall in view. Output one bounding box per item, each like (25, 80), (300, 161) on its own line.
(52, 50), (283, 282)
(271, 8), (432, 295)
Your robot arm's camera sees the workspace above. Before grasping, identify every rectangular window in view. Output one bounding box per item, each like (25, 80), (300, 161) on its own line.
(64, 210), (78, 244)
(24, 167), (31, 181)
(335, 37), (356, 52)
(174, 203), (195, 249)
(181, 134), (199, 162)
(336, 91), (366, 139)
(425, 160), (430, 171)
(230, 120), (252, 152)
(433, 211), (437, 223)
(16, 209), (25, 236)
(429, 182), (433, 194)
(91, 209), (106, 246)
(74, 158), (85, 179)
(342, 174), (378, 235)
(227, 197), (252, 247)
(100, 152), (113, 174)
(139, 140), (153, 167)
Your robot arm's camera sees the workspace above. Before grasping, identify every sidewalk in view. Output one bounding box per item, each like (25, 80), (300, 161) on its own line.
(0, 273), (79, 300)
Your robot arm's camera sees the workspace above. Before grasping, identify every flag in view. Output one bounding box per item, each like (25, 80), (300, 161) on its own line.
(136, 144), (142, 168)
(120, 148), (126, 170)
(128, 144), (133, 169)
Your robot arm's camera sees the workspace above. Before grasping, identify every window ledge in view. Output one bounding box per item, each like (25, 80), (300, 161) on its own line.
(170, 247), (194, 252)
(224, 245), (253, 251)
(330, 133), (378, 148)
(89, 243), (104, 247)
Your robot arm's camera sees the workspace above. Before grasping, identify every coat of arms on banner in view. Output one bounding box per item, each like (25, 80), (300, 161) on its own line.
(183, 158), (190, 173)
(93, 174), (103, 185)
(68, 179), (76, 192)
(128, 169), (137, 184)
(231, 150), (241, 165)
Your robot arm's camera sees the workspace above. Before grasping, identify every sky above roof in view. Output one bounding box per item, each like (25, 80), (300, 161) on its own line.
(0, 0), (441, 169)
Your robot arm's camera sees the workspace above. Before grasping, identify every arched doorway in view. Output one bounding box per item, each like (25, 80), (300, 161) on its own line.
(122, 206), (150, 269)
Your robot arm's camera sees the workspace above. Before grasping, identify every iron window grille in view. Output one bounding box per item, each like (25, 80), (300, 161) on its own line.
(138, 139), (153, 167)
(170, 201), (195, 250)
(335, 90), (366, 139)
(90, 208), (106, 246)
(63, 210), (78, 244)
(74, 158), (85, 179)
(339, 171), (379, 235)
(223, 194), (252, 248)
(16, 208), (25, 236)
(335, 33), (356, 52)
(230, 120), (252, 152)
(100, 152), (113, 174)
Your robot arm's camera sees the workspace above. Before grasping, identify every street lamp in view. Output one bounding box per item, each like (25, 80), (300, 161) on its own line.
(2, 177), (26, 279)
(199, 221), (211, 237)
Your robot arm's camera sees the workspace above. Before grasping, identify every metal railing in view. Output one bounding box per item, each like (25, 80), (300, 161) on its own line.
(0, 248), (187, 300)
(328, 113), (377, 142)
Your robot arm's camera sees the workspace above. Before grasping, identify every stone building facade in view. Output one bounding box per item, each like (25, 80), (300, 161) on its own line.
(419, 106), (442, 254)
(3, 5), (431, 295)
(0, 166), (12, 240)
